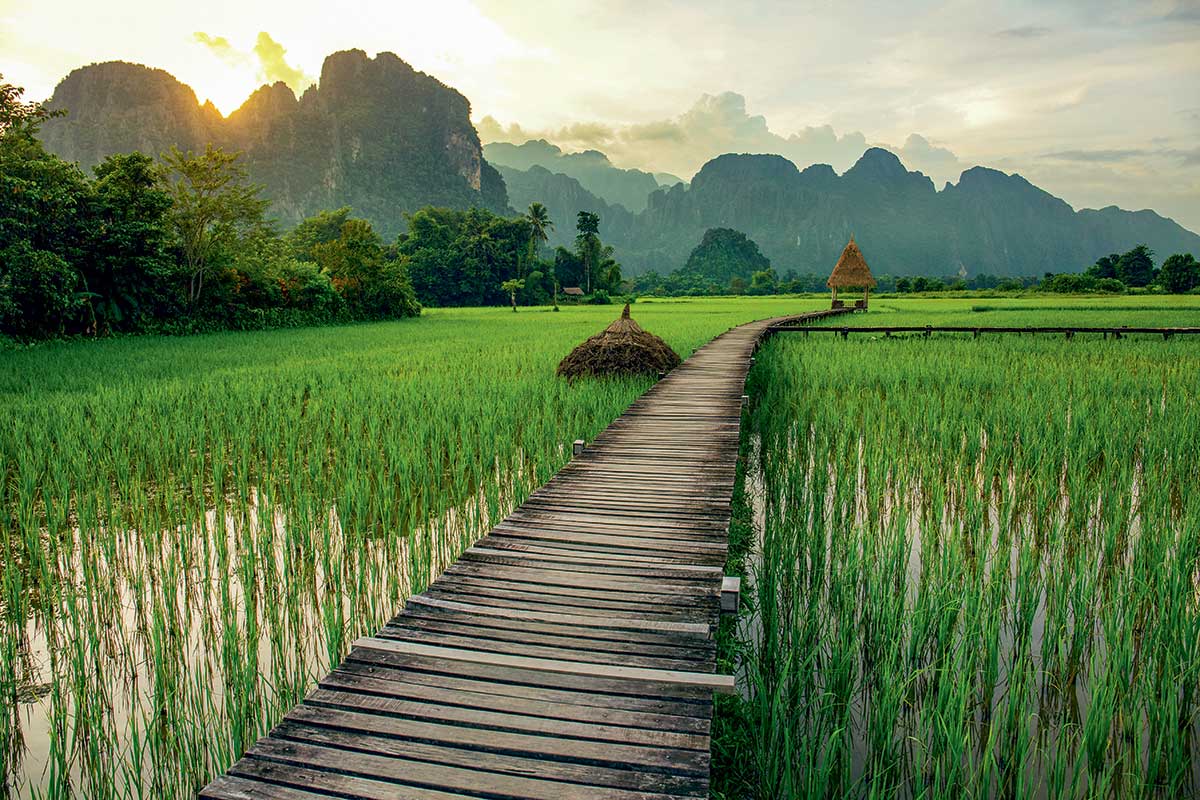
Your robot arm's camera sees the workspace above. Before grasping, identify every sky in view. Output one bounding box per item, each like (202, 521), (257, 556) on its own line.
(2, 0), (1198, 230)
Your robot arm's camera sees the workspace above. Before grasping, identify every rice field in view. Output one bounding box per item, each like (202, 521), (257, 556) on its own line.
(4, 295), (1199, 798)
(0, 297), (819, 798)
(721, 313), (1200, 798)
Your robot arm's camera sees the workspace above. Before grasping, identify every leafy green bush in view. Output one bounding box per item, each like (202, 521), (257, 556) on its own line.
(0, 243), (82, 337)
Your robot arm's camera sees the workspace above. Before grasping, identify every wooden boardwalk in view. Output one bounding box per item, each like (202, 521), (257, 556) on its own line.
(200, 309), (845, 800)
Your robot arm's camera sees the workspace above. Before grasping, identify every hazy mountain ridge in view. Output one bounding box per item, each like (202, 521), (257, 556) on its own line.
(494, 163), (635, 250)
(483, 139), (673, 213)
(619, 148), (1200, 277)
(39, 51), (509, 236)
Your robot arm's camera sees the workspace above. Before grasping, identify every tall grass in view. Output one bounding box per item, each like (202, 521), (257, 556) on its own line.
(0, 299), (823, 797)
(726, 332), (1200, 798)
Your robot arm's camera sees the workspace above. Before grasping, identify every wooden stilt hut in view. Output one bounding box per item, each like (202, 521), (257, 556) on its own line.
(827, 235), (876, 310)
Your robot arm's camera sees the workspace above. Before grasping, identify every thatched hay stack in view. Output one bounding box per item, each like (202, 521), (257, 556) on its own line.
(827, 235), (877, 288)
(556, 304), (681, 379)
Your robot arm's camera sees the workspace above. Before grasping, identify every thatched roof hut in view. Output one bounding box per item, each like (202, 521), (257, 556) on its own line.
(556, 304), (680, 379)
(828, 236), (877, 289)
(827, 235), (876, 309)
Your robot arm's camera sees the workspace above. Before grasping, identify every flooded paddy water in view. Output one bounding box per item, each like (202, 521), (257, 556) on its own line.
(4, 466), (525, 797)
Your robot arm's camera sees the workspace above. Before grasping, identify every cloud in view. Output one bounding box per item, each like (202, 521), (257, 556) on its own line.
(892, 134), (964, 183)
(480, 91), (871, 179)
(1042, 149), (1149, 163)
(480, 90), (974, 188)
(193, 30), (312, 94)
(995, 25), (1052, 39)
(193, 32), (251, 69)
(251, 33), (310, 91)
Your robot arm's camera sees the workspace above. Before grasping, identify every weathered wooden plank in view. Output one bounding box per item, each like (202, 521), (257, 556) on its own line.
(281, 704), (712, 775)
(326, 664), (711, 731)
(271, 721), (708, 796)
(443, 560), (719, 592)
(429, 572), (712, 608)
(350, 637), (737, 694)
(341, 646), (715, 708)
(460, 545), (724, 578)
(249, 737), (702, 799)
(320, 669), (711, 739)
(394, 608), (711, 657)
(375, 626), (709, 671)
(404, 594), (712, 634)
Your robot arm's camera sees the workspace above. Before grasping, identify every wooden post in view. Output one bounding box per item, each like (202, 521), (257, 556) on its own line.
(721, 576), (741, 614)
(572, 439), (584, 456)
(831, 286), (838, 309)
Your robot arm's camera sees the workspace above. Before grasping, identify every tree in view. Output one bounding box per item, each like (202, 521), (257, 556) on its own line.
(500, 278), (525, 312)
(86, 152), (177, 332)
(159, 145), (271, 304)
(1117, 244), (1155, 287)
(401, 207), (527, 308)
(0, 74), (63, 137)
(0, 81), (90, 336)
(525, 203), (553, 265)
(895, 277), (912, 293)
(287, 206), (353, 262)
(1158, 253), (1198, 294)
(525, 202), (556, 309)
(312, 218), (420, 318)
(598, 245), (622, 292)
(1087, 253), (1121, 280)
(0, 243), (82, 337)
(749, 269), (778, 295)
(575, 211), (601, 294)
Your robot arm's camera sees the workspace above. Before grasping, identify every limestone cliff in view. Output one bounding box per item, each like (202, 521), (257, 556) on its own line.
(38, 51), (509, 237)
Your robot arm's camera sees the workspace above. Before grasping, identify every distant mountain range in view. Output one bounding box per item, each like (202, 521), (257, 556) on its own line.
(38, 55), (1200, 278)
(483, 139), (682, 212)
(499, 150), (1200, 277)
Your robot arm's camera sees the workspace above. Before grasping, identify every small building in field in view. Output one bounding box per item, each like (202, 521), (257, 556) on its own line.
(827, 235), (876, 310)
(562, 286), (585, 300)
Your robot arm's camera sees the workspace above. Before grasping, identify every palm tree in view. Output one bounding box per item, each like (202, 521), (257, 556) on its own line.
(525, 202), (555, 308)
(523, 201), (554, 309)
(525, 203), (553, 267)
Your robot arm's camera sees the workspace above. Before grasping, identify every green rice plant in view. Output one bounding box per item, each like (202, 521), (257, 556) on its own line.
(0, 297), (827, 796)
(724, 319), (1200, 798)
